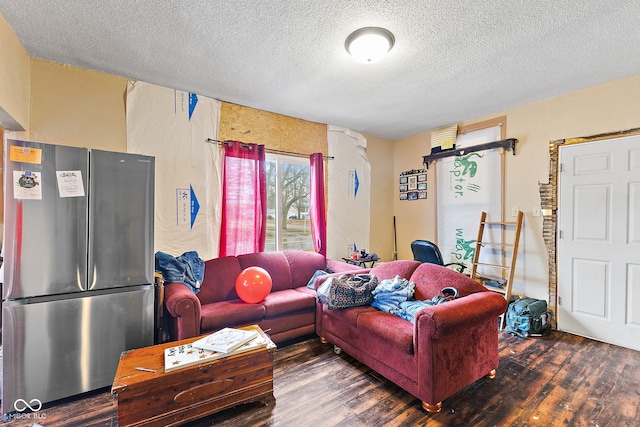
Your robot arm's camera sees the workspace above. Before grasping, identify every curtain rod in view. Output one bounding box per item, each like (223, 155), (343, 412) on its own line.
(206, 138), (333, 160)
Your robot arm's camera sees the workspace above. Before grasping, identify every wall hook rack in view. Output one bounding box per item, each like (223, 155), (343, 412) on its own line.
(422, 138), (518, 168)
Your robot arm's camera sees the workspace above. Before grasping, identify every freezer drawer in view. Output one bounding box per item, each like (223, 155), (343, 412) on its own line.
(1, 286), (154, 414)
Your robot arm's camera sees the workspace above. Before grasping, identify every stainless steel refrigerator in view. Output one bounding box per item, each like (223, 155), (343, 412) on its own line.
(2, 140), (155, 414)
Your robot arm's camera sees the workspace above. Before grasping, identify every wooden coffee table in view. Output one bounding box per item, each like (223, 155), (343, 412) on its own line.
(111, 325), (276, 427)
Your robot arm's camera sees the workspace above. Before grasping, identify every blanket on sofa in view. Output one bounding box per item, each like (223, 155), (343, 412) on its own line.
(371, 275), (415, 312)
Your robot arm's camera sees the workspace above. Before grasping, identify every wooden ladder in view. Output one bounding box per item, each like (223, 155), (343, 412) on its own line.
(470, 211), (523, 329)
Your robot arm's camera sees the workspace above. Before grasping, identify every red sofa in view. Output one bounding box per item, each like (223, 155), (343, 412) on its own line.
(315, 260), (508, 412)
(163, 250), (355, 344)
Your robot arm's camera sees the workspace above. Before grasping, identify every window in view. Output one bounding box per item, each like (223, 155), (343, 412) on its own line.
(436, 116), (506, 271)
(265, 155), (313, 251)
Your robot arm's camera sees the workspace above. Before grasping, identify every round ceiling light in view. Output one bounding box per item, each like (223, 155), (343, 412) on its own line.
(345, 27), (395, 64)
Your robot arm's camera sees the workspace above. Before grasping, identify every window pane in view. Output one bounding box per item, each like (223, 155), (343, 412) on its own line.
(282, 161), (312, 251)
(265, 160), (276, 251)
(265, 156), (313, 252)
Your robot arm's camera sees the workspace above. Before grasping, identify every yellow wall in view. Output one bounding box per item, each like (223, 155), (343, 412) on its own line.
(29, 59), (129, 151)
(391, 74), (640, 299)
(0, 11), (30, 131)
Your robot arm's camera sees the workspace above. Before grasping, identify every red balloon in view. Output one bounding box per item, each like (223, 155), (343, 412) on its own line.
(235, 267), (273, 303)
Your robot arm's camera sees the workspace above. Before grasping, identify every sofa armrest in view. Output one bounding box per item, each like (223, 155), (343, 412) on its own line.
(413, 291), (507, 405)
(414, 291), (507, 340)
(327, 258), (369, 274)
(164, 282), (202, 340)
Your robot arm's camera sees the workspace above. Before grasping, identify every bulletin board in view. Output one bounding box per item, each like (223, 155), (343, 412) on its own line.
(399, 168), (427, 200)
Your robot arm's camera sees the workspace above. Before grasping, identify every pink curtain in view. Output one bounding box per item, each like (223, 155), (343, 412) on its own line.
(309, 153), (327, 256)
(220, 141), (267, 256)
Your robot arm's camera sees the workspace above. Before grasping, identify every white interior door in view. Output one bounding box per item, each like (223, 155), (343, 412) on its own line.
(558, 135), (640, 351)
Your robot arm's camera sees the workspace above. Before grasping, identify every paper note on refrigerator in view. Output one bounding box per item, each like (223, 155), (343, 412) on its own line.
(56, 170), (85, 197)
(13, 170), (42, 200)
(9, 146), (42, 164)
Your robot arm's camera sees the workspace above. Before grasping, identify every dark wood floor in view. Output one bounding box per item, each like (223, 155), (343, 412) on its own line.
(2, 330), (639, 427)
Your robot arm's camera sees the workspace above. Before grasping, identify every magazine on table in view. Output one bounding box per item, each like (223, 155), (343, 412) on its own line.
(164, 332), (268, 372)
(191, 327), (260, 353)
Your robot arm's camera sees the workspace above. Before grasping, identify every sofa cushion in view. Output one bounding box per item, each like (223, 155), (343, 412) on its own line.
(259, 311), (316, 341)
(197, 256), (243, 304)
(283, 250), (327, 287)
(238, 252), (293, 292)
(356, 310), (415, 356)
(370, 260), (421, 282)
(260, 289), (316, 317)
(319, 305), (378, 348)
(200, 300), (266, 331)
(410, 263), (486, 300)
(321, 304), (377, 327)
(294, 285), (316, 297)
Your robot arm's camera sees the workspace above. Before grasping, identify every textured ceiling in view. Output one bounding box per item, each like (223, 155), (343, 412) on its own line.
(2, 1), (640, 140)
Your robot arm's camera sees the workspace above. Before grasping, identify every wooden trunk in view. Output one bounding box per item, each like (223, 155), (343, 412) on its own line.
(111, 326), (275, 427)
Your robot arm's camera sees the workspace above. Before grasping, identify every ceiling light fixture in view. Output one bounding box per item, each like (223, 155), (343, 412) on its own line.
(345, 27), (395, 64)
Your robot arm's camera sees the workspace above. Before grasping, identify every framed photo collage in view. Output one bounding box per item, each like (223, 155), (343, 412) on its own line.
(399, 168), (427, 201)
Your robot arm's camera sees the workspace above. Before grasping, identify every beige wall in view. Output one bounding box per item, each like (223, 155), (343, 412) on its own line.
(29, 59), (129, 151)
(506, 74), (640, 299)
(0, 11), (30, 131)
(363, 133), (395, 261)
(391, 74), (640, 300)
(4, 17), (640, 299)
(389, 132), (437, 260)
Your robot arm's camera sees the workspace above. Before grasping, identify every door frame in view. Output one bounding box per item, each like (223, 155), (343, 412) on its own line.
(540, 127), (640, 328)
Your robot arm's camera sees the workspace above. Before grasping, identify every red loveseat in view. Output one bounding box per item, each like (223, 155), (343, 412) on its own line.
(315, 260), (508, 412)
(163, 250), (355, 344)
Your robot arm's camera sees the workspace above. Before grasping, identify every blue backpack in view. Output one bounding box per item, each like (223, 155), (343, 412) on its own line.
(504, 297), (552, 338)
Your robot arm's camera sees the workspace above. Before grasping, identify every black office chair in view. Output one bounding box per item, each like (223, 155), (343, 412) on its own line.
(410, 240), (467, 273)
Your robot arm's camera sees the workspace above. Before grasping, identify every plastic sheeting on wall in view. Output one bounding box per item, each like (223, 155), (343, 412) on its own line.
(126, 81), (222, 260)
(327, 125), (370, 260)
(436, 126), (503, 277)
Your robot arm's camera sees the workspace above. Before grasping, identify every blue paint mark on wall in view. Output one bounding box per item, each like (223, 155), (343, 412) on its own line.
(189, 93), (198, 120)
(348, 169), (360, 199)
(190, 184), (200, 228)
(354, 169), (360, 198)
